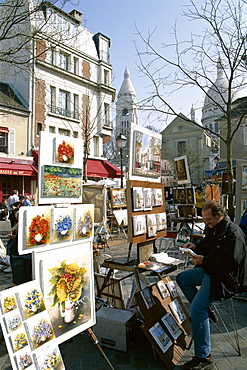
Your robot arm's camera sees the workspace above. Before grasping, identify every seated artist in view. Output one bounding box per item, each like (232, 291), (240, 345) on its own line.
(176, 200), (247, 369)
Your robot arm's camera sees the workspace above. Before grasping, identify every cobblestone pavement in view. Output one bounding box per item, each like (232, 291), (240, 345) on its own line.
(0, 220), (247, 369)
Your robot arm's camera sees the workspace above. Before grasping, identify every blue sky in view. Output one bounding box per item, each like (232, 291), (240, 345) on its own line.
(63, 0), (206, 130)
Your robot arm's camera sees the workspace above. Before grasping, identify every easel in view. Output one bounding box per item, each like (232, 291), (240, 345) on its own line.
(87, 328), (115, 369)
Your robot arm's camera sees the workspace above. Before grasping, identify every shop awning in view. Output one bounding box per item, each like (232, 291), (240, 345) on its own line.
(0, 163), (38, 176)
(87, 159), (121, 178)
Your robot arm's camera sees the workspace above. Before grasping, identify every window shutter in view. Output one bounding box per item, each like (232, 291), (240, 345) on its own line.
(8, 128), (15, 155)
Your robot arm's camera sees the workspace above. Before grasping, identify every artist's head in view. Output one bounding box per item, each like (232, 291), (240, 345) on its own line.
(195, 186), (202, 193)
(202, 200), (225, 228)
(13, 189), (18, 195)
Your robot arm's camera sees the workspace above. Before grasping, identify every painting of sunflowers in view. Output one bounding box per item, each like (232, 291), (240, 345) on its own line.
(34, 241), (95, 344)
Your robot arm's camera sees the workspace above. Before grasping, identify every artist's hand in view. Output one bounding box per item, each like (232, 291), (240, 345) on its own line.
(192, 254), (204, 265)
(184, 242), (196, 250)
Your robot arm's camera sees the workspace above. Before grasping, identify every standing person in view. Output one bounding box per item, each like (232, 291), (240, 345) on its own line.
(6, 190), (19, 227)
(176, 201), (247, 369)
(195, 186), (204, 216)
(23, 195), (32, 206)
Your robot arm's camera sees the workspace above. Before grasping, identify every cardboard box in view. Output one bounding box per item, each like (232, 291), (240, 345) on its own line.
(93, 307), (136, 352)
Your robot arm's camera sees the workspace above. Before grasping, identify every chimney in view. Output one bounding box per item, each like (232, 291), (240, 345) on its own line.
(69, 9), (82, 23)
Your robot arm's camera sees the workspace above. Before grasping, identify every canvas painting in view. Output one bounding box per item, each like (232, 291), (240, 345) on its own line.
(54, 137), (74, 165)
(0, 290), (17, 314)
(132, 215), (146, 236)
(173, 188), (180, 205)
(17, 285), (46, 320)
(169, 299), (187, 324)
(174, 155), (191, 185)
(34, 241), (95, 344)
(166, 281), (179, 299)
(19, 206), (51, 253)
(51, 207), (73, 243)
(153, 188), (163, 206)
(140, 287), (155, 309)
(35, 342), (65, 370)
(161, 313), (182, 340)
(156, 212), (167, 231)
(242, 165), (247, 189)
(4, 309), (23, 333)
(42, 165), (82, 198)
(146, 214), (157, 238)
(25, 312), (55, 350)
(132, 129), (161, 178)
(74, 204), (94, 239)
(110, 189), (127, 208)
(148, 322), (173, 354)
(186, 187), (195, 205)
(157, 280), (169, 299)
(10, 326), (29, 353)
(143, 188), (153, 210)
(15, 346), (34, 370)
(132, 187), (144, 211)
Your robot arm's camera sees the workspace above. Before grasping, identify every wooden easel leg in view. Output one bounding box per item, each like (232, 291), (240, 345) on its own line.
(87, 328), (115, 370)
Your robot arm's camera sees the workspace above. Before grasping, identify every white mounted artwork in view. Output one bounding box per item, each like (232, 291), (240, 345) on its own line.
(132, 215), (146, 236)
(146, 214), (157, 238)
(132, 187), (144, 211)
(148, 322), (173, 354)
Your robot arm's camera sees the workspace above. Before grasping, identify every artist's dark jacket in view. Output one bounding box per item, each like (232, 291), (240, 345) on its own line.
(194, 216), (247, 301)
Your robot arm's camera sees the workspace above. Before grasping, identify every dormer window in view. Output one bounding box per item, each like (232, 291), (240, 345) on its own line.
(93, 33), (110, 63)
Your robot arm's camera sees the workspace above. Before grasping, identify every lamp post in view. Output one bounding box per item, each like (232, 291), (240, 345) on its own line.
(116, 133), (127, 188)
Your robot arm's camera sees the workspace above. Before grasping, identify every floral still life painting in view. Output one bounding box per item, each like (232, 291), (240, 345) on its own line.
(26, 314), (54, 350)
(16, 348), (34, 370)
(34, 242), (94, 344)
(1, 292), (17, 314)
(5, 310), (22, 333)
(42, 165), (82, 198)
(52, 208), (73, 243)
(55, 139), (74, 165)
(25, 208), (51, 249)
(11, 328), (28, 353)
(18, 287), (46, 320)
(35, 342), (65, 370)
(75, 205), (94, 239)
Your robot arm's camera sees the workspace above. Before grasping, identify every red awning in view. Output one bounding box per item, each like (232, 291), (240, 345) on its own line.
(87, 159), (121, 178)
(0, 163), (38, 176)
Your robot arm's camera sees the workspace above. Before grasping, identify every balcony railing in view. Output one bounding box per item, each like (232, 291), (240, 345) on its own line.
(48, 105), (80, 120)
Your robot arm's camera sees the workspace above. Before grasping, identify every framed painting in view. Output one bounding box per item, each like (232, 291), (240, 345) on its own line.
(132, 215), (147, 236)
(54, 137), (74, 165)
(110, 188), (127, 208)
(34, 342), (65, 370)
(74, 204), (94, 239)
(156, 280), (169, 299)
(51, 207), (73, 243)
(33, 241), (95, 345)
(156, 212), (167, 231)
(161, 313), (182, 340)
(153, 188), (163, 206)
(148, 322), (173, 354)
(168, 299), (187, 324)
(166, 281), (179, 299)
(132, 187), (144, 211)
(242, 165), (247, 189)
(174, 156), (191, 185)
(42, 165), (82, 198)
(172, 188), (180, 205)
(140, 287), (155, 310)
(186, 187), (195, 205)
(146, 214), (157, 238)
(143, 188), (153, 211)
(241, 197), (247, 215)
(18, 206), (52, 255)
(177, 187), (186, 205)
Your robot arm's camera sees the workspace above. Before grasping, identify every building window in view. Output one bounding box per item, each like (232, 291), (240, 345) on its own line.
(73, 94), (79, 119)
(0, 131), (8, 153)
(122, 108), (128, 116)
(57, 14), (68, 33)
(73, 131), (78, 138)
(37, 123), (42, 136)
(73, 57), (79, 74)
(103, 103), (110, 126)
(59, 90), (70, 117)
(50, 86), (56, 113)
(58, 128), (70, 136)
(104, 69), (109, 85)
(215, 122), (219, 133)
(100, 37), (110, 63)
(244, 127), (247, 145)
(49, 126), (56, 133)
(177, 141), (186, 156)
(49, 47), (55, 64)
(59, 52), (69, 70)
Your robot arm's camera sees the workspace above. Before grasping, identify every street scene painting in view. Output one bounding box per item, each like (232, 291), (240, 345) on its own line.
(161, 313), (182, 340)
(132, 128), (161, 178)
(132, 215), (146, 236)
(34, 242), (95, 344)
(148, 322), (173, 354)
(42, 165), (82, 198)
(169, 299), (187, 325)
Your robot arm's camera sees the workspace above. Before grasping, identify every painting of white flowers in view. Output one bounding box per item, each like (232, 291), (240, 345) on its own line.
(51, 207), (73, 243)
(74, 204), (94, 239)
(35, 342), (65, 370)
(34, 241), (95, 344)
